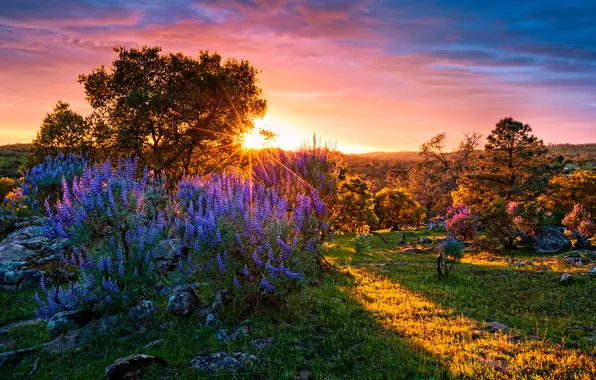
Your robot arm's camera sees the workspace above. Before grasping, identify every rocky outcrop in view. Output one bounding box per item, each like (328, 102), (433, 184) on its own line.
(532, 228), (571, 254)
(0, 225), (66, 291)
(105, 354), (168, 380)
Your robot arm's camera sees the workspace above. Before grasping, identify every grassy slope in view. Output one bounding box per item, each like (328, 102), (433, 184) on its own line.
(1, 230), (595, 379)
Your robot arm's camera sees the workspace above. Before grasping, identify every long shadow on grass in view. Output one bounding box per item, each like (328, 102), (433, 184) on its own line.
(340, 257), (596, 379)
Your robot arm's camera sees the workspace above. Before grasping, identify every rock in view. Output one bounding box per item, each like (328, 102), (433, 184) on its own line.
(210, 289), (231, 315)
(484, 321), (510, 333)
(127, 300), (159, 322)
(515, 262), (524, 267)
(419, 237), (431, 244)
(250, 338), (274, 350)
(154, 238), (183, 270)
(564, 256), (588, 266)
(532, 228), (571, 254)
(477, 357), (507, 373)
(524, 260), (533, 266)
(588, 267), (596, 276)
(0, 347), (37, 368)
(232, 326), (249, 339)
(47, 310), (97, 337)
(105, 354), (168, 380)
(205, 313), (217, 327)
(560, 273), (572, 283)
(189, 352), (257, 374)
(0, 225), (66, 291)
(167, 285), (199, 317)
(216, 328), (229, 342)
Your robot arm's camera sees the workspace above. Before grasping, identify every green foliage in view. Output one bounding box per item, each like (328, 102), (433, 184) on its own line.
(373, 187), (425, 230)
(352, 233), (372, 254)
(27, 101), (95, 168)
(436, 237), (464, 278)
(456, 117), (563, 210)
(539, 170), (596, 219)
(481, 198), (552, 250)
(28, 46), (267, 180)
(0, 177), (15, 199)
(329, 176), (378, 233)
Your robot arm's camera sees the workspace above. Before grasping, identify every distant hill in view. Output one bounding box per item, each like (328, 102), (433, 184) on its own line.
(343, 143), (596, 181)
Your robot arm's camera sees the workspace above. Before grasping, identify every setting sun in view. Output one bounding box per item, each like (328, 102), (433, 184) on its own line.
(242, 128), (265, 149)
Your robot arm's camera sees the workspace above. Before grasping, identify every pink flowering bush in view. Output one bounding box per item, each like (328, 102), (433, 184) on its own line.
(481, 199), (553, 250)
(446, 204), (478, 240)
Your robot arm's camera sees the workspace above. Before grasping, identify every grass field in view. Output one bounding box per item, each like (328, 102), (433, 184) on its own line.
(0, 144), (29, 179)
(1, 230), (595, 379)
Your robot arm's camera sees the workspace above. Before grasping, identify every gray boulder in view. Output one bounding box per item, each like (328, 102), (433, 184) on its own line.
(47, 309), (97, 337)
(560, 273), (572, 283)
(167, 285), (200, 317)
(127, 300), (159, 322)
(105, 354), (168, 380)
(532, 228), (571, 254)
(0, 225), (66, 291)
(189, 352), (257, 374)
(588, 267), (596, 276)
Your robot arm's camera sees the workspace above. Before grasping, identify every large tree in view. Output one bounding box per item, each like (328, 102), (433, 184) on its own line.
(27, 101), (96, 167)
(28, 46), (267, 178)
(392, 132), (481, 216)
(454, 117), (562, 209)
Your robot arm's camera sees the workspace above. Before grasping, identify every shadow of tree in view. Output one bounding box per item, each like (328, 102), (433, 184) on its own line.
(341, 261), (596, 379)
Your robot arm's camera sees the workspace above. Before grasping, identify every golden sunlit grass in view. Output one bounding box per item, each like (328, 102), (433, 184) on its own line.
(345, 266), (595, 379)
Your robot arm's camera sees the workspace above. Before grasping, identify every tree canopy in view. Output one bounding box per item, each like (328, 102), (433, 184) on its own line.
(28, 46), (267, 178)
(454, 117), (562, 209)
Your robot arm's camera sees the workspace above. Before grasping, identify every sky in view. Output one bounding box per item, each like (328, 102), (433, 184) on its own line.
(0, 0), (595, 153)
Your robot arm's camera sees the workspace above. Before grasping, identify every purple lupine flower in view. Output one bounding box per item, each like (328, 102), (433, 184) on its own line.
(260, 278), (275, 292)
(233, 276), (241, 289)
(216, 254), (226, 273)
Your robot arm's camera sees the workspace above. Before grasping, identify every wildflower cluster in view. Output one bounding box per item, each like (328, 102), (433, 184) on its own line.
(36, 157), (171, 318)
(3, 153), (87, 215)
(35, 148), (334, 318)
(174, 170), (320, 304)
(445, 204), (478, 240)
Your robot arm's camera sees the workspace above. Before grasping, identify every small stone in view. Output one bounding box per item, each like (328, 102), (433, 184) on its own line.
(560, 273), (572, 283)
(167, 285), (199, 317)
(524, 260), (533, 266)
(484, 321), (510, 333)
(250, 338), (274, 350)
(515, 262), (524, 267)
(189, 352), (257, 374)
(419, 237), (431, 244)
(205, 313), (217, 327)
(127, 300), (159, 322)
(210, 289), (231, 314)
(587, 267), (596, 276)
(105, 354), (168, 380)
(477, 357), (507, 373)
(230, 326), (249, 341)
(216, 329), (230, 342)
